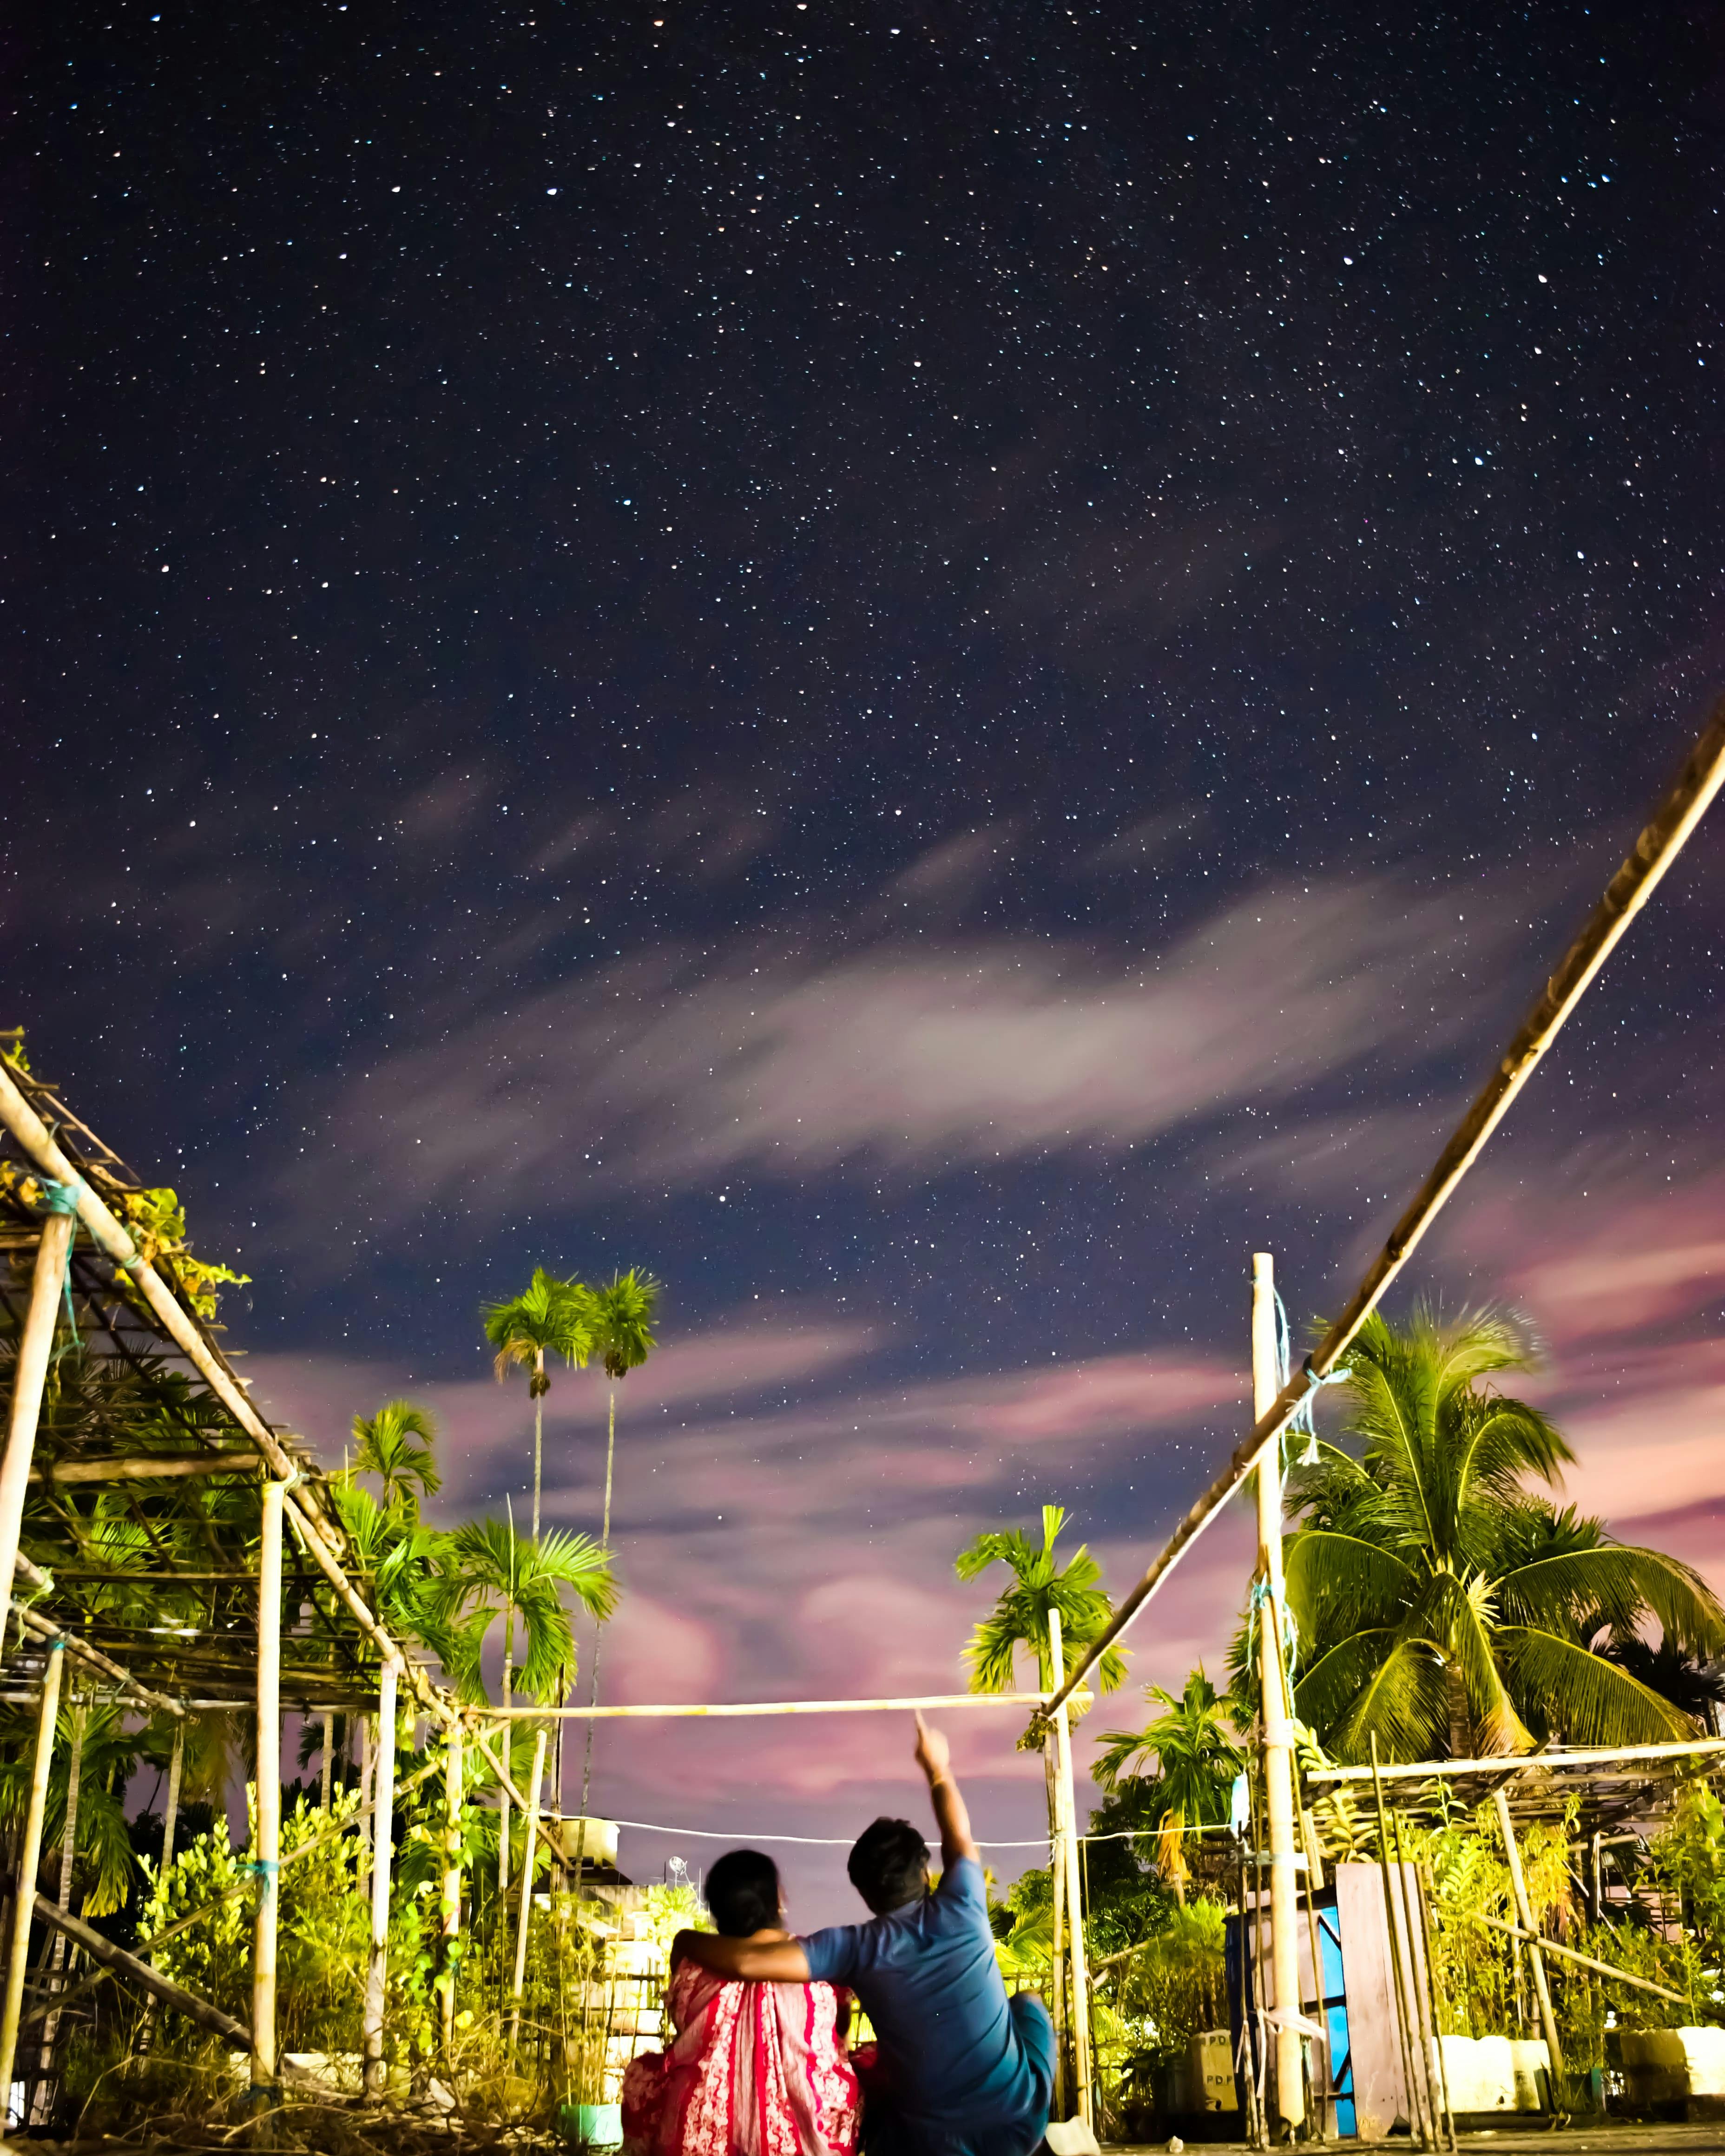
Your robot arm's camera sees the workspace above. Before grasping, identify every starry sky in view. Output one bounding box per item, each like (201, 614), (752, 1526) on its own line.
(8, 0), (1725, 1923)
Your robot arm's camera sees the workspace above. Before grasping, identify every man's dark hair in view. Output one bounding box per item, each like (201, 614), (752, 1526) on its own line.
(847, 1816), (931, 1915)
(704, 1848), (782, 1938)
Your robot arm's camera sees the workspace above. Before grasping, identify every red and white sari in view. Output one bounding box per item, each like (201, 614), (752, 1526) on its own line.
(622, 1958), (862, 2156)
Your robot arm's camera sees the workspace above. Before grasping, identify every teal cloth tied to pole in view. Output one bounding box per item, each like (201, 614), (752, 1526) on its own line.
(33, 1177), (83, 1347)
(1272, 1287), (1350, 1467)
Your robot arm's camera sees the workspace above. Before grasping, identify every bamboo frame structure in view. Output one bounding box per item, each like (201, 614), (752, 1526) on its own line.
(0, 1209), (74, 1653)
(485, 1691), (1084, 1719)
(1042, 696), (1725, 1722)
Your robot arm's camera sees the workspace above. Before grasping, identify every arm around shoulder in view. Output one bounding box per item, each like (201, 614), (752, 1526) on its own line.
(672, 1929), (812, 1984)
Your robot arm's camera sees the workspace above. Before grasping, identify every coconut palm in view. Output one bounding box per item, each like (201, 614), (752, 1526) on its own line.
(349, 1399), (441, 1520)
(1283, 1305), (1725, 1761)
(1093, 1668), (1245, 1905)
(955, 1504), (1130, 1701)
(481, 1269), (595, 1543)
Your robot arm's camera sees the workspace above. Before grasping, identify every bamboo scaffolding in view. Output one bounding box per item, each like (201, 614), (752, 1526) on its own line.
(251, 1479), (284, 2094)
(0, 1212), (75, 1659)
(1042, 696), (1725, 1722)
(27, 1453), (261, 1484)
(1467, 1912), (1687, 2004)
(1309, 1735), (1725, 1782)
(0, 1641), (63, 2107)
(32, 1893), (252, 2050)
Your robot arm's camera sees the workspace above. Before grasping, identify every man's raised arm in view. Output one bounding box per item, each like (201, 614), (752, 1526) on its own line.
(914, 1710), (981, 1869)
(671, 1929), (812, 1983)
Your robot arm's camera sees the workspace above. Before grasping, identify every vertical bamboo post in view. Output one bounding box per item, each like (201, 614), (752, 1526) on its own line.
(357, 1714), (373, 1905)
(1045, 1608), (1093, 2127)
(441, 1724), (464, 2060)
(1493, 1790), (1563, 2092)
(363, 1657), (400, 2101)
(1251, 1253), (1304, 2136)
(509, 1726), (549, 2047)
(33, 1692), (87, 2114)
(0, 1643), (62, 2112)
(251, 1478), (283, 2097)
(0, 1212), (75, 1669)
(320, 1712), (334, 1812)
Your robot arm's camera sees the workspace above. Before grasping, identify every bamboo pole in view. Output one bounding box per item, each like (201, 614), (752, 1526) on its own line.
(28, 1453), (260, 1483)
(0, 1642), (62, 2109)
(357, 1714), (373, 1906)
(320, 1712), (334, 1812)
(1045, 1609), (1093, 2127)
(251, 1478), (283, 2096)
(31, 1894), (252, 2049)
(1042, 697), (1725, 1722)
(1468, 1912), (1687, 2003)
(509, 1726), (549, 2048)
(1390, 1809), (1452, 2151)
(441, 1725), (463, 2059)
(1250, 1253), (1304, 2136)
(8, 1573), (185, 1717)
(1310, 1734), (1725, 1781)
(1492, 1789), (1563, 2091)
(0, 1213), (75, 1664)
(363, 1656), (400, 2102)
(485, 1691), (1087, 1720)
(34, 1692), (87, 2114)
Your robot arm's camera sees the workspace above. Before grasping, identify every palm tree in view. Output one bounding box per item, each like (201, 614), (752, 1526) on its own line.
(429, 1512), (616, 1893)
(1093, 1668), (1245, 1905)
(349, 1399), (441, 1520)
(428, 1514), (616, 1715)
(955, 1504), (1130, 1701)
(586, 1269), (663, 1552)
(481, 1269), (595, 1543)
(1283, 1305), (1725, 1761)
(571, 1269), (662, 1843)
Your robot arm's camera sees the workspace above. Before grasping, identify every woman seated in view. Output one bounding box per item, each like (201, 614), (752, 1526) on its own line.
(623, 1848), (862, 2156)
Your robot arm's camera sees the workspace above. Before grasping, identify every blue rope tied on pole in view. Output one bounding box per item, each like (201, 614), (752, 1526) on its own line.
(1272, 1288), (1350, 1468)
(249, 1856), (279, 1901)
(33, 1178), (82, 1348)
(1246, 1574), (1301, 1681)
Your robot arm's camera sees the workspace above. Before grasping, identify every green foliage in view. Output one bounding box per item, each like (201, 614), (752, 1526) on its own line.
(1282, 1304), (1725, 1760)
(955, 1504), (1129, 1698)
(349, 1399), (442, 1518)
(430, 1515), (616, 1703)
(1093, 1668), (1244, 1893)
(586, 1269), (662, 1382)
(482, 1269), (594, 1397)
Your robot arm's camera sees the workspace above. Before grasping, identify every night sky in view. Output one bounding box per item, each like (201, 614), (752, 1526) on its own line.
(8, 0), (1725, 1922)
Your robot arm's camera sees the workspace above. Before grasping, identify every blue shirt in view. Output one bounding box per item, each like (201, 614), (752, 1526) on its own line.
(801, 1858), (1049, 2155)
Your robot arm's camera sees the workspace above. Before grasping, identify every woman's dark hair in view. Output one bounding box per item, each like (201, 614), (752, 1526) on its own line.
(704, 1848), (782, 1938)
(847, 1817), (930, 1915)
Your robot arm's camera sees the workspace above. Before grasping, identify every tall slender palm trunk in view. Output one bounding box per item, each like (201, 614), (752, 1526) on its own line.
(575, 1386), (618, 1845)
(34, 1699), (86, 2110)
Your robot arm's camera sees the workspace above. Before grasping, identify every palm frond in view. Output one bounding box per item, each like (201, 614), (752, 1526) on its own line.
(1495, 1625), (1699, 1746)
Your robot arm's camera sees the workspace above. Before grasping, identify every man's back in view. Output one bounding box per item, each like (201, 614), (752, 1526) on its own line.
(801, 1859), (1048, 2153)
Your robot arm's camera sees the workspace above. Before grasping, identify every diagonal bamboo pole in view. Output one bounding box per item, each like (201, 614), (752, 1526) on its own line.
(0, 1642), (63, 2110)
(0, 1213), (75, 1668)
(251, 1478), (283, 2096)
(1043, 696), (1725, 1722)
(509, 1726), (549, 2049)
(1493, 1788), (1564, 2090)
(363, 1656), (401, 2102)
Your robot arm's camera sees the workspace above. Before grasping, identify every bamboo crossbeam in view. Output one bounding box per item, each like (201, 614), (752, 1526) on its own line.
(1044, 695), (1725, 1722)
(1307, 1736), (1725, 1783)
(10, 1573), (184, 1717)
(28, 1453), (261, 1484)
(1468, 1912), (1687, 2005)
(481, 1690), (1085, 1720)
